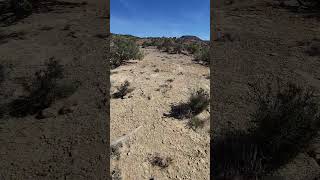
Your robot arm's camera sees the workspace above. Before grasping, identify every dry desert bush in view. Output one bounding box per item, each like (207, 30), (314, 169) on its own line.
(212, 80), (320, 178)
(167, 88), (209, 119)
(110, 35), (144, 69)
(0, 58), (78, 118)
(112, 80), (134, 99)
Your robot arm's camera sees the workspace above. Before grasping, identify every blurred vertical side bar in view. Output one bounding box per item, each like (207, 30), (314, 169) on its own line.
(106, 0), (111, 179)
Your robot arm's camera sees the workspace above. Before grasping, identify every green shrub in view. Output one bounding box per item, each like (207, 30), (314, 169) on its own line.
(186, 43), (201, 54)
(141, 41), (149, 48)
(155, 38), (186, 54)
(110, 36), (144, 69)
(142, 40), (156, 48)
(162, 38), (174, 52)
(155, 39), (165, 50)
(248, 80), (320, 170)
(194, 47), (209, 65)
(212, 80), (320, 177)
(171, 43), (183, 54)
(7, 58), (78, 118)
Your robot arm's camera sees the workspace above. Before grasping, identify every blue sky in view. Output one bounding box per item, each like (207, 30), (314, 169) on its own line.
(111, 0), (210, 40)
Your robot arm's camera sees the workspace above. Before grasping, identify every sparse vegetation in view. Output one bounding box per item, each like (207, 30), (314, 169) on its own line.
(5, 58), (78, 118)
(248, 80), (320, 171)
(110, 35), (144, 69)
(0, 0), (87, 26)
(111, 143), (122, 160)
(188, 88), (210, 114)
(167, 88), (209, 119)
(160, 38), (175, 53)
(187, 117), (206, 130)
(185, 43), (201, 54)
(194, 46), (209, 65)
(112, 80), (134, 99)
(171, 42), (183, 54)
(212, 80), (320, 178)
(155, 38), (185, 54)
(142, 40), (157, 48)
(148, 153), (173, 169)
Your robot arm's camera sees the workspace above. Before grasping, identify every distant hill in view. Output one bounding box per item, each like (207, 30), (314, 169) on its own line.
(112, 33), (209, 46)
(179, 35), (203, 41)
(177, 35), (208, 45)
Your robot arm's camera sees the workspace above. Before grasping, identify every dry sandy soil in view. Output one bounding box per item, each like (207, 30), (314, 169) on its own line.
(110, 47), (210, 179)
(0, 0), (108, 179)
(212, 0), (320, 179)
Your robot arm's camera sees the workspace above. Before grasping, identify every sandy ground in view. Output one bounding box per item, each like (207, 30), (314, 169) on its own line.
(0, 0), (108, 179)
(211, 0), (320, 179)
(110, 47), (210, 179)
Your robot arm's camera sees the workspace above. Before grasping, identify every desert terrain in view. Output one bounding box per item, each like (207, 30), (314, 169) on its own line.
(0, 0), (108, 179)
(211, 0), (320, 179)
(110, 46), (210, 179)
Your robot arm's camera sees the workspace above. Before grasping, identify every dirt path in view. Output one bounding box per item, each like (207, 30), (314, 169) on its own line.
(111, 47), (210, 179)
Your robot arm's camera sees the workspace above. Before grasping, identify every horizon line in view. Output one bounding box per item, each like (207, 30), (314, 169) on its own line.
(111, 32), (209, 41)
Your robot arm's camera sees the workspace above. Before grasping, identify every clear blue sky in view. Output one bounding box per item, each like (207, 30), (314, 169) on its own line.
(111, 0), (210, 40)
